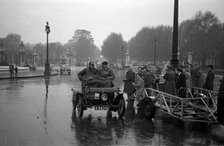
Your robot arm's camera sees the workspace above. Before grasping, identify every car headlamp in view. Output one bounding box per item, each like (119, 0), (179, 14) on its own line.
(101, 94), (108, 101)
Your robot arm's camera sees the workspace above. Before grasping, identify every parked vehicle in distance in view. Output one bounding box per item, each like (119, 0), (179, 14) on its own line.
(24, 64), (36, 70)
(60, 64), (71, 75)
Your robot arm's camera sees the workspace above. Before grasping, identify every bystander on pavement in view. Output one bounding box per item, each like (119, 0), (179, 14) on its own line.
(0, 68), (58, 80)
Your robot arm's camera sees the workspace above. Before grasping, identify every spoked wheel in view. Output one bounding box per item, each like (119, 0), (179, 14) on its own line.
(76, 95), (84, 118)
(117, 98), (126, 117)
(72, 92), (77, 110)
(142, 98), (156, 120)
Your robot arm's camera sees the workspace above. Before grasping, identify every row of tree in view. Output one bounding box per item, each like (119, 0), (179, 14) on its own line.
(101, 11), (224, 68)
(179, 11), (224, 67)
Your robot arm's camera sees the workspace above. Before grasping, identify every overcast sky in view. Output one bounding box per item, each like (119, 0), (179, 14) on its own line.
(0, 0), (224, 48)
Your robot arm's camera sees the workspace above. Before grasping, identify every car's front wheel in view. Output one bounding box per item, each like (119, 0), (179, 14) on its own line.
(76, 95), (84, 118)
(141, 98), (156, 120)
(72, 93), (77, 110)
(117, 98), (125, 117)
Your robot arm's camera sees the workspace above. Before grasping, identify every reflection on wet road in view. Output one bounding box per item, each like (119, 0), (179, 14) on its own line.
(0, 69), (223, 146)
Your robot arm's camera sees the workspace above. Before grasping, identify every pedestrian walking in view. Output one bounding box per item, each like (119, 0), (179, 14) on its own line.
(14, 65), (18, 77)
(163, 66), (176, 95)
(9, 64), (14, 78)
(123, 67), (136, 101)
(203, 65), (214, 90)
(217, 75), (224, 125)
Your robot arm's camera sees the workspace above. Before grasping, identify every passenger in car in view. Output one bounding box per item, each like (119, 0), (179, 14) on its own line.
(78, 62), (99, 87)
(98, 61), (115, 87)
(99, 61), (115, 79)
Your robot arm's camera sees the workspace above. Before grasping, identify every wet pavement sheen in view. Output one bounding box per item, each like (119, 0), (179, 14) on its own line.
(0, 68), (224, 146)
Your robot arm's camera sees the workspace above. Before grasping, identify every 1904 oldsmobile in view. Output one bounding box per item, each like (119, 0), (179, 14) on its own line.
(72, 61), (126, 118)
(72, 86), (126, 118)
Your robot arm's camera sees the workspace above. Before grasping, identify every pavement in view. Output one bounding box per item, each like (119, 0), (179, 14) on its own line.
(0, 70), (59, 80)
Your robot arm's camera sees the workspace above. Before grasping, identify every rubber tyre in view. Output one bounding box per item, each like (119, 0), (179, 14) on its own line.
(76, 95), (84, 118)
(142, 98), (156, 120)
(72, 93), (77, 111)
(117, 98), (125, 117)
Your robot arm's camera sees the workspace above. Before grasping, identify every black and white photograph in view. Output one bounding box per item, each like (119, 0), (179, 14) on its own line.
(0, 0), (224, 145)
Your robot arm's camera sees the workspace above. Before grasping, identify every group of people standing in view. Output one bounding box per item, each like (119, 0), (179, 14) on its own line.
(163, 63), (215, 98)
(163, 63), (224, 125)
(9, 64), (18, 78)
(123, 66), (155, 102)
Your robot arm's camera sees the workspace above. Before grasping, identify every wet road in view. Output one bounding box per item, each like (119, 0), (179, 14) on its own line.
(0, 67), (224, 146)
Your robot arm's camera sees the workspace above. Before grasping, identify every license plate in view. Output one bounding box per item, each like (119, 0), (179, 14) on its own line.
(95, 106), (108, 110)
(94, 93), (100, 100)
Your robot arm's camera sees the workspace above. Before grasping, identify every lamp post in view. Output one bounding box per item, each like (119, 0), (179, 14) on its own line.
(154, 37), (157, 66)
(44, 22), (50, 76)
(170, 0), (179, 69)
(121, 46), (124, 68)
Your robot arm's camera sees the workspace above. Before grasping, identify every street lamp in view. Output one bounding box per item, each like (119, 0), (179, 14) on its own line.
(44, 22), (50, 76)
(154, 37), (157, 66)
(170, 0), (179, 69)
(121, 46), (124, 68)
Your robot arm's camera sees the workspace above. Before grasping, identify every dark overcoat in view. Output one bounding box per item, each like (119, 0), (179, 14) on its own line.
(203, 70), (214, 90)
(123, 69), (135, 96)
(163, 70), (176, 95)
(217, 76), (224, 124)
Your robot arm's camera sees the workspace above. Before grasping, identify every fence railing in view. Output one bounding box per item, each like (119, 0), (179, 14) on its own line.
(145, 87), (218, 123)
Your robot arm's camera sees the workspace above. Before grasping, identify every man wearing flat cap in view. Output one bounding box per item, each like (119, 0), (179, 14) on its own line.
(98, 61), (115, 87)
(203, 65), (214, 90)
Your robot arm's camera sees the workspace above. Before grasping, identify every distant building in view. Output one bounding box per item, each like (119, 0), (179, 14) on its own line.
(0, 39), (38, 66)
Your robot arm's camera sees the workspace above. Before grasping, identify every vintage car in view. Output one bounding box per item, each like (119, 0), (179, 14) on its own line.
(60, 65), (71, 75)
(72, 86), (126, 118)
